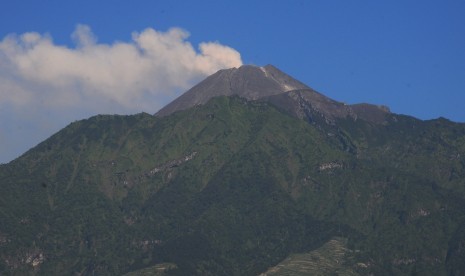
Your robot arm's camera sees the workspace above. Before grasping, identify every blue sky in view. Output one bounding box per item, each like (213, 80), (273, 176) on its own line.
(1, 0), (465, 163)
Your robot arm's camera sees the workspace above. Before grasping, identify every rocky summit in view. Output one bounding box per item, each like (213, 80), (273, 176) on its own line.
(1, 65), (465, 275)
(156, 64), (310, 116)
(157, 64), (390, 124)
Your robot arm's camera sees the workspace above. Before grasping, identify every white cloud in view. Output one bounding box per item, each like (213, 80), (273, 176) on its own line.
(0, 24), (242, 111)
(0, 25), (243, 163)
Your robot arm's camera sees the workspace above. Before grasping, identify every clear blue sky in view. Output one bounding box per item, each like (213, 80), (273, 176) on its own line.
(1, 0), (465, 163)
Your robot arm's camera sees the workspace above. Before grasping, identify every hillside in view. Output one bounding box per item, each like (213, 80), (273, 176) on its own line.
(1, 65), (465, 275)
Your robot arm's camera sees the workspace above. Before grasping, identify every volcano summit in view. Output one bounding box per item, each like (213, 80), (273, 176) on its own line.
(157, 64), (390, 124)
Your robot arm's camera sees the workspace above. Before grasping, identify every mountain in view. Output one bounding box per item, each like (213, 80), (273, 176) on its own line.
(1, 65), (465, 275)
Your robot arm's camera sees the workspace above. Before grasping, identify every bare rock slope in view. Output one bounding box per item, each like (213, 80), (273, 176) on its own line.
(156, 64), (390, 124)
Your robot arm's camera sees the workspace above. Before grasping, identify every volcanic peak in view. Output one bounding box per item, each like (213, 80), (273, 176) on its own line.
(155, 64), (309, 117)
(155, 64), (390, 124)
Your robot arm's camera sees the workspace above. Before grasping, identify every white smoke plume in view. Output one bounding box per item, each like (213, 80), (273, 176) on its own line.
(0, 25), (243, 163)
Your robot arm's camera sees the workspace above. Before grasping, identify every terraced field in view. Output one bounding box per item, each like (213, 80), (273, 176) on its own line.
(124, 263), (177, 276)
(260, 238), (359, 276)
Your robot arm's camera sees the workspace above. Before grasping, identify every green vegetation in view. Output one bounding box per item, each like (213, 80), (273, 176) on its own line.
(1, 96), (465, 275)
